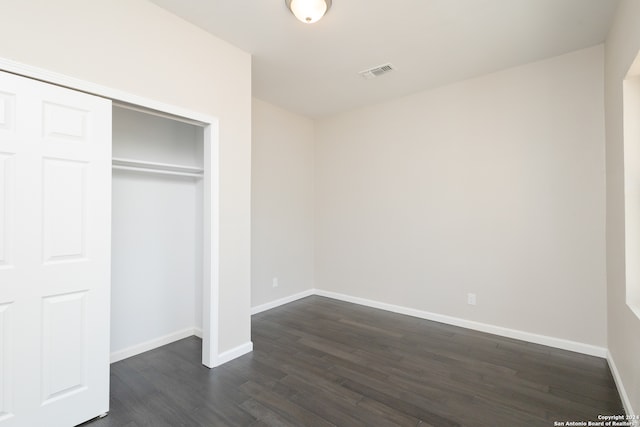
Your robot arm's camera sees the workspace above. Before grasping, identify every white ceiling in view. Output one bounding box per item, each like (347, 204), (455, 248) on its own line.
(149, 0), (619, 118)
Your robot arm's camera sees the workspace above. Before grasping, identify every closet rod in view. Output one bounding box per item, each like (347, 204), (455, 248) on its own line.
(112, 164), (203, 178)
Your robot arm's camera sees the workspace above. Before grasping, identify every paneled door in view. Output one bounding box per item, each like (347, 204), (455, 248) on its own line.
(0, 70), (111, 426)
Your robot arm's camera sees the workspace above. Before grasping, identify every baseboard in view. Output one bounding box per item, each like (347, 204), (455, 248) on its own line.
(607, 352), (638, 421)
(213, 341), (254, 366)
(110, 326), (251, 367)
(313, 289), (608, 358)
(251, 289), (316, 315)
(110, 327), (199, 363)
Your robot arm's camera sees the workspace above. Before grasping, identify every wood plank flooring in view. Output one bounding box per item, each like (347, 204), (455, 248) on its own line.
(85, 296), (624, 426)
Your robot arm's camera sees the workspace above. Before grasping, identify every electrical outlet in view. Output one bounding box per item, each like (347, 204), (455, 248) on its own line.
(272, 277), (279, 288)
(467, 293), (476, 306)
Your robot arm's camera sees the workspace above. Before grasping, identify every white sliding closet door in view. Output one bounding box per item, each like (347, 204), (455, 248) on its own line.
(0, 71), (111, 427)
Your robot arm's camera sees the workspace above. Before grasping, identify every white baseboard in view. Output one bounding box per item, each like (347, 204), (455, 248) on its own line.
(310, 289), (607, 357)
(119, 287), (607, 366)
(251, 289), (316, 315)
(110, 326), (251, 367)
(110, 327), (199, 363)
(250, 288), (607, 357)
(110, 290), (615, 377)
(213, 341), (254, 366)
(607, 352), (638, 421)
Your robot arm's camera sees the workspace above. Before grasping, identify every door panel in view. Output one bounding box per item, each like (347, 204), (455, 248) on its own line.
(41, 291), (88, 404)
(0, 92), (14, 131)
(43, 158), (87, 262)
(42, 102), (88, 142)
(0, 70), (111, 427)
(0, 153), (13, 267)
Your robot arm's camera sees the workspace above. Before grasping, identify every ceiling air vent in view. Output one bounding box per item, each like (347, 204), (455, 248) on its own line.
(359, 63), (395, 79)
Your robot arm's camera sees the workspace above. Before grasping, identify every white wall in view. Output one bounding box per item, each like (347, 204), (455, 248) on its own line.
(0, 0), (252, 354)
(315, 45), (607, 347)
(111, 107), (204, 167)
(251, 98), (315, 308)
(111, 107), (202, 354)
(605, 0), (640, 415)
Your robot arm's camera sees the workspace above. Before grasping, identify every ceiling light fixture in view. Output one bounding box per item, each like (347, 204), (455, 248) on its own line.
(285, 0), (332, 24)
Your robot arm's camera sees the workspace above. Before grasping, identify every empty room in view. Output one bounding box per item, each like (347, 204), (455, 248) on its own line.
(0, 0), (639, 426)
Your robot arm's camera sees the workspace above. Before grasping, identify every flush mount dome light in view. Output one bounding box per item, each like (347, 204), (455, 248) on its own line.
(285, 0), (332, 24)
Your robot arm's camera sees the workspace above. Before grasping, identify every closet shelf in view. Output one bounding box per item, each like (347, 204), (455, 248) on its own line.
(112, 157), (204, 178)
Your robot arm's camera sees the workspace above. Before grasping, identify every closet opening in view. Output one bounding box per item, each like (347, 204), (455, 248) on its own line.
(109, 102), (219, 368)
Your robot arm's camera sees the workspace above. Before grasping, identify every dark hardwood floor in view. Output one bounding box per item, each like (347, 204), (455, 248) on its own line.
(86, 296), (624, 426)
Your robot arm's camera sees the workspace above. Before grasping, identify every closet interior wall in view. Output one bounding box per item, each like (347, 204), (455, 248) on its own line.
(111, 106), (204, 358)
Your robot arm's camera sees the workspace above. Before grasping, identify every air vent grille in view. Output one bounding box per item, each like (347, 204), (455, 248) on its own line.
(359, 63), (395, 79)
